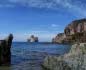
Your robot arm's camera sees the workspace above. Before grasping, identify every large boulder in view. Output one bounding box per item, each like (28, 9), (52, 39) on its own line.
(0, 34), (13, 66)
(42, 43), (86, 70)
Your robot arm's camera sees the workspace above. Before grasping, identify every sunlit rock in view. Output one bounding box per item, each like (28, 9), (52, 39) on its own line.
(43, 43), (86, 70)
(53, 19), (86, 44)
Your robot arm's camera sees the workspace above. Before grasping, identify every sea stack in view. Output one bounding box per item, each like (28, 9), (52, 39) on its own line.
(52, 19), (86, 44)
(0, 34), (13, 66)
(27, 35), (39, 42)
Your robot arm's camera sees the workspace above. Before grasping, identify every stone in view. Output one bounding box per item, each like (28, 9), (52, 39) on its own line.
(0, 34), (13, 66)
(52, 33), (66, 44)
(43, 43), (86, 70)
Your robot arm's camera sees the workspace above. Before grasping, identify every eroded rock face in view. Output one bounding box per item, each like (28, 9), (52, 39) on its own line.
(53, 19), (86, 43)
(64, 19), (86, 43)
(52, 33), (66, 43)
(0, 34), (13, 66)
(43, 43), (86, 70)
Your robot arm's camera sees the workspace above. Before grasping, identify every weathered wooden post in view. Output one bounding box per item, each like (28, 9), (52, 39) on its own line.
(0, 34), (13, 66)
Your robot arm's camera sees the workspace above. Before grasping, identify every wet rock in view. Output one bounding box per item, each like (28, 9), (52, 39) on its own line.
(43, 43), (86, 70)
(0, 34), (13, 66)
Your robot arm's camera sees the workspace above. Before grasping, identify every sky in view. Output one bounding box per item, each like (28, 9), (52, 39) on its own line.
(0, 0), (86, 42)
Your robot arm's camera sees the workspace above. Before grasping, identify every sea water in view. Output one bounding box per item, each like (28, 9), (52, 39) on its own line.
(0, 42), (71, 70)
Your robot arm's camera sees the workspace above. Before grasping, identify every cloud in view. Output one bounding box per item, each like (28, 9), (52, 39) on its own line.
(51, 24), (59, 27)
(0, 0), (84, 17)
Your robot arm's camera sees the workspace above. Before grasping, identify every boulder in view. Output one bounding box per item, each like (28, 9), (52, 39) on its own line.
(42, 43), (86, 70)
(0, 34), (13, 66)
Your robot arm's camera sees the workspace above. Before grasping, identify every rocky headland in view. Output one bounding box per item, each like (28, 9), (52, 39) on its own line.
(52, 19), (86, 44)
(0, 34), (13, 66)
(27, 35), (39, 42)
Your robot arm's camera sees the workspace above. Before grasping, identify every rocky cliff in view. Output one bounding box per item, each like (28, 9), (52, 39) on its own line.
(0, 34), (13, 66)
(42, 43), (86, 70)
(52, 33), (66, 43)
(52, 19), (86, 43)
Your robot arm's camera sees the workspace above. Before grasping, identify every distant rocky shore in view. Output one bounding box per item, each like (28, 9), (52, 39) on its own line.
(52, 19), (86, 44)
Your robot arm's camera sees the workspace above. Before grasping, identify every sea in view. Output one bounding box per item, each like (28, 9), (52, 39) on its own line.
(0, 42), (71, 70)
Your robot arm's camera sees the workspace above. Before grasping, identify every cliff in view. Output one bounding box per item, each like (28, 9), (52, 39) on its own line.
(0, 34), (13, 66)
(27, 35), (39, 42)
(52, 33), (66, 43)
(52, 19), (86, 43)
(42, 43), (86, 70)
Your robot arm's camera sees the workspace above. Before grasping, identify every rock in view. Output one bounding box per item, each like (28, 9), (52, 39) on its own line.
(52, 33), (66, 44)
(42, 43), (86, 70)
(27, 35), (39, 42)
(0, 34), (13, 66)
(53, 19), (86, 44)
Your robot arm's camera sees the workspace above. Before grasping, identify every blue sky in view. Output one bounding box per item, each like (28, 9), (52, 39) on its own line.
(0, 0), (86, 42)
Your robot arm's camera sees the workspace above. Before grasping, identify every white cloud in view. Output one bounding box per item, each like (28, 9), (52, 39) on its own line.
(51, 24), (59, 27)
(0, 0), (85, 15)
(0, 0), (83, 17)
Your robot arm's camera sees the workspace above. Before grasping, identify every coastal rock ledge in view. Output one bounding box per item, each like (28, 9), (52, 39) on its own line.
(0, 34), (13, 66)
(42, 43), (86, 70)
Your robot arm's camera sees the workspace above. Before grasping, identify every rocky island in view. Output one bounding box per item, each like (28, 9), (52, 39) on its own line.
(52, 19), (86, 44)
(27, 35), (39, 42)
(0, 34), (13, 66)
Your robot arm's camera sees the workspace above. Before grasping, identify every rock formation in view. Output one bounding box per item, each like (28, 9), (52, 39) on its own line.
(52, 19), (86, 44)
(52, 33), (66, 43)
(42, 43), (86, 70)
(27, 35), (38, 42)
(0, 34), (13, 66)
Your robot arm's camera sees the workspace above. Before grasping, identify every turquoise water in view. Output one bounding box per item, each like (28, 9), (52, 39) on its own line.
(0, 42), (71, 70)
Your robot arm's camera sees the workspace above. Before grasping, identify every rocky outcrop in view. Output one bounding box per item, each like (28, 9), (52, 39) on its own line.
(52, 19), (86, 43)
(42, 43), (86, 70)
(0, 34), (13, 66)
(27, 35), (39, 42)
(52, 33), (66, 43)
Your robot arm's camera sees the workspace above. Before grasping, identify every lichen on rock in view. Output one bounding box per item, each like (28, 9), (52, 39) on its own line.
(42, 43), (86, 70)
